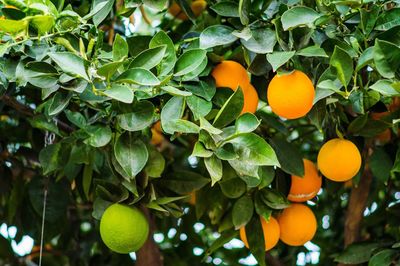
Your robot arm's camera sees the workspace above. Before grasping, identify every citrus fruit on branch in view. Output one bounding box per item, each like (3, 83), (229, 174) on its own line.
(288, 159), (322, 202)
(267, 70), (315, 119)
(317, 138), (362, 182)
(278, 203), (317, 246)
(240, 216), (280, 251)
(100, 204), (149, 254)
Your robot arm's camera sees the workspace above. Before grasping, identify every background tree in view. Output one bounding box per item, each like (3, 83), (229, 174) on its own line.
(0, 0), (400, 265)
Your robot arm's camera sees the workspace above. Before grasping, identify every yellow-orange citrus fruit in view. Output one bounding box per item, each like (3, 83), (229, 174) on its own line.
(370, 112), (391, 144)
(278, 204), (317, 246)
(240, 216), (280, 251)
(100, 204), (149, 254)
(267, 70), (315, 119)
(151, 121), (164, 146)
(317, 138), (362, 182)
(211, 60), (250, 90)
(188, 191), (196, 205)
(288, 159), (322, 202)
(168, 0), (207, 20)
(389, 97), (400, 112)
(241, 83), (259, 114)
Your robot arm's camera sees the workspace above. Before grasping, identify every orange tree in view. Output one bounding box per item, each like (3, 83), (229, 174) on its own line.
(0, 0), (400, 265)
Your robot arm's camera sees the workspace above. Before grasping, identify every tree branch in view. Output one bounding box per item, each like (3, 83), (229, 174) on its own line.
(136, 207), (163, 266)
(0, 95), (74, 133)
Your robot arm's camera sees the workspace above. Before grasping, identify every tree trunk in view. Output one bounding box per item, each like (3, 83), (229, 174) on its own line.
(136, 207), (163, 266)
(338, 145), (373, 266)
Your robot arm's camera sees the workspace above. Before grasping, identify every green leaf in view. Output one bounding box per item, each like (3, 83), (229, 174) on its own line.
(205, 155), (223, 185)
(369, 148), (393, 183)
(369, 80), (400, 97)
(49, 52), (89, 80)
(117, 101), (155, 131)
(161, 170), (210, 194)
(210, 1), (239, 17)
(161, 86), (193, 97)
(103, 84), (133, 103)
(165, 119), (200, 134)
(373, 39), (400, 79)
(266, 51), (296, 72)
(200, 117), (223, 135)
(235, 113), (260, 133)
(149, 31), (176, 76)
(330, 46), (353, 88)
(199, 25), (238, 49)
(356, 47), (374, 72)
(375, 8), (400, 31)
(39, 143), (62, 175)
(246, 217), (267, 266)
(219, 176), (246, 199)
(160, 96), (185, 134)
(369, 249), (398, 266)
(228, 133), (279, 166)
(97, 61), (124, 81)
(238, 0), (250, 25)
(281, 6), (322, 31)
(91, 0), (115, 26)
(47, 92), (72, 116)
(260, 188), (290, 209)
(296, 45), (328, 57)
(30, 15), (55, 34)
(82, 163), (93, 199)
(241, 28), (276, 54)
(116, 68), (160, 86)
(213, 88), (244, 128)
(0, 19), (28, 34)
(145, 145), (165, 178)
(113, 34), (129, 61)
(184, 80), (216, 101)
(84, 125), (112, 147)
(232, 195), (254, 229)
(143, 0), (168, 11)
(114, 133), (149, 178)
(187, 95), (212, 119)
(269, 137), (304, 176)
(129, 45), (167, 70)
(174, 49), (207, 76)
(334, 242), (382, 264)
(192, 142), (213, 158)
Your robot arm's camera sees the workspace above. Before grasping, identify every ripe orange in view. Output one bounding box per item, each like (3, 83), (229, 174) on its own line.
(267, 70), (315, 119)
(211, 60), (250, 90)
(288, 159), (322, 202)
(277, 203), (317, 246)
(168, 0), (207, 20)
(188, 191), (196, 205)
(317, 138), (362, 182)
(151, 121), (164, 146)
(240, 216), (280, 251)
(211, 60), (258, 114)
(241, 83), (259, 114)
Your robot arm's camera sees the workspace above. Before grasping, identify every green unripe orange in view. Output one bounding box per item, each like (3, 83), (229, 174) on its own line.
(100, 204), (149, 254)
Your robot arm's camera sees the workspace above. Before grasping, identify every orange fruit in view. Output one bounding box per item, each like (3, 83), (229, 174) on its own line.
(370, 112), (391, 144)
(240, 216), (280, 251)
(151, 121), (164, 146)
(288, 159), (322, 202)
(267, 70), (315, 119)
(168, 0), (207, 20)
(241, 83), (259, 114)
(188, 191), (196, 205)
(317, 138), (362, 182)
(211, 60), (258, 114)
(277, 203), (317, 246)
(211, 60), (250, 90)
